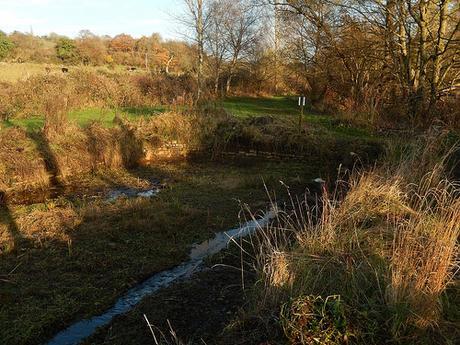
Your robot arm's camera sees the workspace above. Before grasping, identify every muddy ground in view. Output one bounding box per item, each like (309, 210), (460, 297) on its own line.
(1, 158), (322, 345)
(84, 241), (283, 345)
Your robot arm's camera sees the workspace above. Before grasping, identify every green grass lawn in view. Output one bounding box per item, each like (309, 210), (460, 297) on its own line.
(1, 106), (168, 131)
(1, 96), (374, 139)
(223, 96), (375, 139)
(68, 106), (168, 127)
(222, 96), (300, 117)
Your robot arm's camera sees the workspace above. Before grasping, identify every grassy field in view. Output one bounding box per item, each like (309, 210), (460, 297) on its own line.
(223, 96), (374, 139)
(0, 62), (365, 138)
(0, 62), (54, 83)
(0, 62), (137, 83)
(1, 106), (168, 131)
(1, 96), (374, 139)
(0, 159), (323, 345)
(222, 96), (300, 117)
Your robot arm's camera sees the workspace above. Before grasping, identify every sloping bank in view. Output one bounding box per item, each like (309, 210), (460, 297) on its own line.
(0, 111), (384, 203)
(0, 111), (386, 345)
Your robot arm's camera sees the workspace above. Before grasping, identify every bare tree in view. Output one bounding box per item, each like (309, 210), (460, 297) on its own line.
(181, 0), (211, 102)
(206, 0), (228, 95)
(349, 0), (460, 122)
(271, 0), (460, 124)
(222, 0), (263, 94)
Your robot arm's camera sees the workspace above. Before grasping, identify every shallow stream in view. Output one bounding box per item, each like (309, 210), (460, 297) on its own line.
(45, 211), (274, 345)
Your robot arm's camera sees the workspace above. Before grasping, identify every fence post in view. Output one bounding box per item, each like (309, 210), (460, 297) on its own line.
(298, 96), (306, 132)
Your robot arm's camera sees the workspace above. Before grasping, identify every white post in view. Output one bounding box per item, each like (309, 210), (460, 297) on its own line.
(299, 95), (305, 132)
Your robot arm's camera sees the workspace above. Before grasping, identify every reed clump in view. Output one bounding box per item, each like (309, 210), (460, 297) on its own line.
(252, 133), (459, 344)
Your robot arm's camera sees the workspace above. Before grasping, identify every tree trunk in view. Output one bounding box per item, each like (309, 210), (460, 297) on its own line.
(226, 56), (238, 94)
(215, 73), (220, 95)
(429, 0), (449, 111)
(225, 74), (232, 94)
(165, 55), (174, 75)
(197, 0), (204, 102)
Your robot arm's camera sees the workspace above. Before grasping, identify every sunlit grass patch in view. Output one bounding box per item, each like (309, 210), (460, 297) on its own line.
(1, 106), (169, 131)
(223, 96), (299, 117)
(223, 96), (375, 139)
(0, 62), (134, 83)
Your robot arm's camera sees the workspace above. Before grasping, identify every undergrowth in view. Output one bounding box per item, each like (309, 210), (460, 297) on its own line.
(0, 110), (383, 197)
(236, 130), (460, 344)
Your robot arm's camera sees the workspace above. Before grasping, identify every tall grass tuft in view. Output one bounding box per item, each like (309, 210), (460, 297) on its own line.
(388, 177), (460, 332)
(250, 134), (459, 343)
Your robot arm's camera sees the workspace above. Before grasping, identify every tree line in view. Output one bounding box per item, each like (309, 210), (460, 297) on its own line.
(271, 0), (460, 126)
(0, 30), (194, 75)
(0, 0), (458, 127)
(184, 0), (459, 126)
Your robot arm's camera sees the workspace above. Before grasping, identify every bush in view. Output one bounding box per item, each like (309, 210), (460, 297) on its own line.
(0, 70), (198, 121)
(133, 73), (196, 105)
(55, 38), (79, 64)
(0, 34), (14, 61)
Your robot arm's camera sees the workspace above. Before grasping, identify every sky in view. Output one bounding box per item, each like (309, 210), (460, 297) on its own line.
(0, 0), (184, 39)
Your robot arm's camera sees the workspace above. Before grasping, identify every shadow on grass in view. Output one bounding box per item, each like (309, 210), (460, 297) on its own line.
(2, 118), (45, 132)
(122, 106), (168, 117)
(27, 131), (63, 191)
(0, 191), (24, 252)
(0, 153), (330, 345)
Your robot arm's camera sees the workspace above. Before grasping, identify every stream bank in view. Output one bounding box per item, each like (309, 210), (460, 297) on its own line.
(1, 159), (321, 345)
(47, 212), (274, 345)
(84, 240), (266, 345)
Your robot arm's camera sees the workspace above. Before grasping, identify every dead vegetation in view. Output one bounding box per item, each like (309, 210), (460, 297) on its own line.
(0, 70), (196, 121)
(0, 110), (384, 200)
(0, 112), (193, 195)
(240, 132), (460, 344)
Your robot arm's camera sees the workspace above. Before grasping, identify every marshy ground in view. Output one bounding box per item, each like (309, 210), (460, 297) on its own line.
(83, 241), (263, 345)
(0, 156), (325, 345)
(1, 93), (457, 345)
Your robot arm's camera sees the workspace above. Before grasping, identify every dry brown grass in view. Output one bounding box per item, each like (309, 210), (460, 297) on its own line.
(16, 205), (82, 244)
(388, 177), (460, 330)
(0, 68), (197, 121)
(0, 111), (210, 196)
(0, 202), (81, 254)
(0, 127), (49, 192)
(251, 134), (459, 343)
(133, 110), (221, 151)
